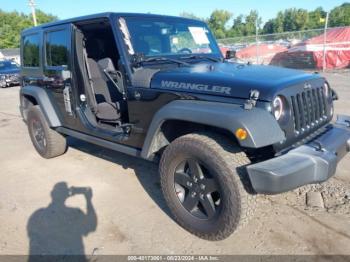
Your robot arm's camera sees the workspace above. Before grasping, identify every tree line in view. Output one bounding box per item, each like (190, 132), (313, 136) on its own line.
(0, 3), (349, 49)
(181, 2), (350, 39)
(0, 9), (57, 49)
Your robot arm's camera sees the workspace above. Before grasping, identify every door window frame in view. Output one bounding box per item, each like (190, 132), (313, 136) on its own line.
(43, 26), (71, 71)
(21, 32), (42, 69)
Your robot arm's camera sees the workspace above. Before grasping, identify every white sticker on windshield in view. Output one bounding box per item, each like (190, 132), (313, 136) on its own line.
(188, 27), (210, 45)
(119, 18), (135, 55)
(172, 37), (179, 44)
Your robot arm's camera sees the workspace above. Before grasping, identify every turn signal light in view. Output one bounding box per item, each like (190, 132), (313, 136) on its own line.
(235, 128), (248, 140)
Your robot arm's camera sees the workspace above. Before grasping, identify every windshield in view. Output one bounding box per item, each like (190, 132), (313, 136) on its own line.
(0, 61), (19, 72)
(120, 17), (221, 58)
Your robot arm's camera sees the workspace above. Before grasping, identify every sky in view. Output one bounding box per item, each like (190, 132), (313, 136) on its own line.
(1, 0), (348, 23)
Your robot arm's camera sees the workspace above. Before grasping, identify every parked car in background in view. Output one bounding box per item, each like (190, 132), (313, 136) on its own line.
(0, 60), (20, 87)
(0, 75), (6, 88)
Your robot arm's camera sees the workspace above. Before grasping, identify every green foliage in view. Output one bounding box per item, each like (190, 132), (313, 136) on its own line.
(307, 7), (327, 29)
(329, 3), (350, 27)
(179, 2), (350, 38)
(228, 10), (262, 37)
(283, 8), (308, 31)
(262, 8), (309, 34)
(0, 9), (57, 49)
(207, 10), (232, 38)
(1, 3), (350, 48)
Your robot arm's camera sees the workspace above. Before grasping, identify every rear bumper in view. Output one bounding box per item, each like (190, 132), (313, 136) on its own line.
(247, 115), (350, 194)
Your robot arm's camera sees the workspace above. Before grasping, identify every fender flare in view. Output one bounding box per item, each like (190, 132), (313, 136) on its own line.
(141, 100), (285, 159)
(20, 86), (61, 127)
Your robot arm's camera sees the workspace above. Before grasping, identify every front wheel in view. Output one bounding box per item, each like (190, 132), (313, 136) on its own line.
(159, 133), (256, 241)
(27, 105), (67, 159)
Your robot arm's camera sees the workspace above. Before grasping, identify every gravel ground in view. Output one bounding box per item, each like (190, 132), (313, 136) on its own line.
(0, 71), (349, 255)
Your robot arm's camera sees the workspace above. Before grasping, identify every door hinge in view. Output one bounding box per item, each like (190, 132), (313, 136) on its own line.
(63, 84), (73, 116)
(244, 90), (260, 110)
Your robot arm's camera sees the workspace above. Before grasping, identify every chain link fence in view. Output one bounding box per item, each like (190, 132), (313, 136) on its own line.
(218, 26), (350, 72)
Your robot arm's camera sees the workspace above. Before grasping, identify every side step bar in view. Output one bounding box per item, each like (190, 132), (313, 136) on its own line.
(56, 127), (141, 158)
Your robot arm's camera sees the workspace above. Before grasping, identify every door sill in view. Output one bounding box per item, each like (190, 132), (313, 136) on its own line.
(56, 127), (141, 157)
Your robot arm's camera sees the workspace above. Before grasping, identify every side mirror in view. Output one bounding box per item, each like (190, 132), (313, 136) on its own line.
(226, 50), (236, 59)
(131, 52), (146, 66)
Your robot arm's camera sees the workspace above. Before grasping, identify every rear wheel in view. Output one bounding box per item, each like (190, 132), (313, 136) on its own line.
(27, 106), (67, 158)
(160, 133), (256, 241)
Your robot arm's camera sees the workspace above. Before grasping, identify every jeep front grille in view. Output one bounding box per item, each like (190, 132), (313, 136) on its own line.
(291, 87), (327, 134)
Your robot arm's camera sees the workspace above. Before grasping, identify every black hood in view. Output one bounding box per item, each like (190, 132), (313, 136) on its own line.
(150, 62), (323, 101)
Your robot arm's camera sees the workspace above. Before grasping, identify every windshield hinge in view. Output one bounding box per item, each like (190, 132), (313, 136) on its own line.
(244, 90), (260, 110)
(130, 53), (146, 67)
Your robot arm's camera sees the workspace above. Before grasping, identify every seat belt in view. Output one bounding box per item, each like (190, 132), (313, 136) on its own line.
(102, 70), (126, 100)
(82, 42), (98, 113)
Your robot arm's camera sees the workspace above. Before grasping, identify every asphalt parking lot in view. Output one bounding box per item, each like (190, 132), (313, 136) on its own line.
(0, 71), (349, 255)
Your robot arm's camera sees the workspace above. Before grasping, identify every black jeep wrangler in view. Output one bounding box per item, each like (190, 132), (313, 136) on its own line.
(19, 13), (350, 240)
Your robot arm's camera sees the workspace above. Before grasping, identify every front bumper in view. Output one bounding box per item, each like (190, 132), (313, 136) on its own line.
(247, 115), (350, 194)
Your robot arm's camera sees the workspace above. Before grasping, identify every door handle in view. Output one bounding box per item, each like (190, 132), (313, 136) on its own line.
(134, 91), (141, 100)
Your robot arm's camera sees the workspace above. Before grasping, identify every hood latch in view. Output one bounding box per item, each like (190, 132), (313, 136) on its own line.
(244, 90), (260, 110)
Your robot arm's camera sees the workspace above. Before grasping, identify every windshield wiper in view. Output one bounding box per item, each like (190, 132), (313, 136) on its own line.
(133, 56), (190, 67)
(180, 55), (222, 63)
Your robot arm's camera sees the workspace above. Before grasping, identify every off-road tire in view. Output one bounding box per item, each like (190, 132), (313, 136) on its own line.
(27, 105), (67, 158)
(160, 132), (256, 241)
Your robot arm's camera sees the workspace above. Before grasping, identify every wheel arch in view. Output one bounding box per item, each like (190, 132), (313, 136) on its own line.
(140, 100), (285, 160)
(20, 85), (61, 127)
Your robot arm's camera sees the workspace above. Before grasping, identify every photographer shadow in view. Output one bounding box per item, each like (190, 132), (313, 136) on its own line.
(27, 182), (97, 260)
(67, 137), (171, 217)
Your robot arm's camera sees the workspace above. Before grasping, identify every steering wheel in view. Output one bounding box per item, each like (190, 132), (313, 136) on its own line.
(177, 48), (192, 54)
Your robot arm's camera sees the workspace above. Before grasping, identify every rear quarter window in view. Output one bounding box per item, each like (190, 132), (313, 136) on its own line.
(23, 34), (40, 67)
(45, 29), (69, 67)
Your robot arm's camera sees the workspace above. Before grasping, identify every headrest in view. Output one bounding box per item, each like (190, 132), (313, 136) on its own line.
(98, 58), (116, 72)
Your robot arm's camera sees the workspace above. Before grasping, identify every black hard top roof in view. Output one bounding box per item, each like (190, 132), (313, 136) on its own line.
(22, 12), (203, 34)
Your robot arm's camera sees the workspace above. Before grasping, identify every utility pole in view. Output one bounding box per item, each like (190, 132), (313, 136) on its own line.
(256, 17), (259, 64)
(322, 12), (329, 72)
(28, 0), (37, 26)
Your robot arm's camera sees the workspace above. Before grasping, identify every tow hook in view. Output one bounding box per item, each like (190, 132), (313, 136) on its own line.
(244, 90), (260, 110)
(310, 141), (326, 152)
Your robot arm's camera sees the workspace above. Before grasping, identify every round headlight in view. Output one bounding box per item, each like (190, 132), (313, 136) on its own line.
(273, 96), (284, 121)
(324, 82), (330, 97)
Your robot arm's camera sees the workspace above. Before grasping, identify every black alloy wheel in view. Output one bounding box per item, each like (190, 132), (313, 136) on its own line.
(27, 105), (67, 159)
(31, 118), (47, 152)
(174, 158), (221, 220)
(160, 133), (256, 240)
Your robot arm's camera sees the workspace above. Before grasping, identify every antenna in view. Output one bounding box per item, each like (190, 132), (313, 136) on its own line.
(28, 0), (37, 26)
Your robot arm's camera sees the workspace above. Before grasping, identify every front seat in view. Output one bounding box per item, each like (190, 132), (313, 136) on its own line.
(87, 58), (120, 122)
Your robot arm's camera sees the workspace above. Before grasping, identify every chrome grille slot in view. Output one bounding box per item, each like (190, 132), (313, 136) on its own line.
(312, 89), (319, 120)
(291, 87), (327, 134)
(291, 96), (300, 131)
